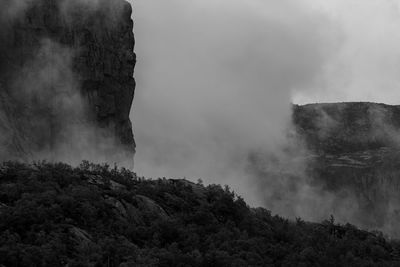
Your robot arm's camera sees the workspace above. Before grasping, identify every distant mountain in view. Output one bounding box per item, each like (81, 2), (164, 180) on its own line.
(293, 102), (400, 154)
(293, 102), (400, 235)
(1, 161), (399, 266)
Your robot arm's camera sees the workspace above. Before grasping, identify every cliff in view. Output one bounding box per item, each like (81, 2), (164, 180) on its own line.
(293, 102), (400, 234)
(0, 0), (136, 164)
(293, 102), (400, 154)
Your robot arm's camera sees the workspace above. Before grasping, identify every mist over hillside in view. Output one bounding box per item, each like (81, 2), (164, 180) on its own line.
(299, 103), (400, 236)
(239, 102), (400, 238)
(1, 161), (400, 266)
(130, 0), (400, 238)
(1, 0), (400, 265)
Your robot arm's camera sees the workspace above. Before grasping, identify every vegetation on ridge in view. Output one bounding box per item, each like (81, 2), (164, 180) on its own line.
(0, 161), (399, 266)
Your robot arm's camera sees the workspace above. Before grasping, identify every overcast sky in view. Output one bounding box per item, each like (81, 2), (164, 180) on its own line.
(129, 0), (400, 205)
(296, 0), (400, 104)
(133, 0), (400, 106)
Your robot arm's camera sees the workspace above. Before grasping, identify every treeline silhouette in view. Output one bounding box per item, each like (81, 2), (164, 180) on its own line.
(0, 161), (399, 266)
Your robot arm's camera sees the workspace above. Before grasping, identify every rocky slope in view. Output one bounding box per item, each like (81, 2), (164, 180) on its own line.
(293, 102), (400, 235)
(0, 0), (136, 163)
(1, 161), (399, 266)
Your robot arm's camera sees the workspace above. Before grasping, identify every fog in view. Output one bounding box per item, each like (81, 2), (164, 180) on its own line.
(131, 0), (337, 206)
(2, 0), (400, 234)
(131, 0), (400, 233)
(294, 0), (400, 104)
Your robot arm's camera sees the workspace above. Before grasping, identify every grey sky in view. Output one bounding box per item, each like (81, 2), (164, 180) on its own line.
(129, 0), (400, 206)
(295, 0), (400, 104)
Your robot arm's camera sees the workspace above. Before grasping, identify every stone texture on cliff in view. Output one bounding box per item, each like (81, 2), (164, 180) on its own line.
(0, 0), (136, 163)
(293, 102), (400, 154)
(291, 102), (400, 231)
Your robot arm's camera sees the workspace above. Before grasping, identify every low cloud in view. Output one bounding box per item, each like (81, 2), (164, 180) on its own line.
(130, 0), (400, 237)
(294, 0), (400, 104)
(131, 0), (337, 205)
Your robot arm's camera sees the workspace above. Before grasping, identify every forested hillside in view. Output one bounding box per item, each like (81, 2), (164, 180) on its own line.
(0, 161), (399, 266)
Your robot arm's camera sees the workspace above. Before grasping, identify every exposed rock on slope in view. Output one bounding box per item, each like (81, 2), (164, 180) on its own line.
(0, 0), (136, 163)
(0, 161), (399, 266)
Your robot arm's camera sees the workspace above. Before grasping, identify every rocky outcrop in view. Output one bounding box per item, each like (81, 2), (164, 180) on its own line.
(0, 0), (136, 164)
(293, 102), (400, 154)
(69, 226), (93, 245)
(135, 195), (169, 221)
(292, 102), (400, 233)
(106, 195), (169, 226)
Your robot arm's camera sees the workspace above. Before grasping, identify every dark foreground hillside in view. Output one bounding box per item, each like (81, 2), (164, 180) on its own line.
(0, 162), (400, 267)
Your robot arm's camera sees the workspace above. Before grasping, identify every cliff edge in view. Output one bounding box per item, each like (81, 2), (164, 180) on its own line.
(0, 0), (136, 164)
(292, 102), (400, 233)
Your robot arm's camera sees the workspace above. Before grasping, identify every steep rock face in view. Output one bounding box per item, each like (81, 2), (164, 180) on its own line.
(0, 0), (136, 163)
(293, 102), (400, 154)
(293, 102), (400, 233)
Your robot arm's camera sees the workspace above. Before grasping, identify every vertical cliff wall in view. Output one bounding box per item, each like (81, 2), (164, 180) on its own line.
(0, 0), (136, 164)
(292, 102), (400, 235)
